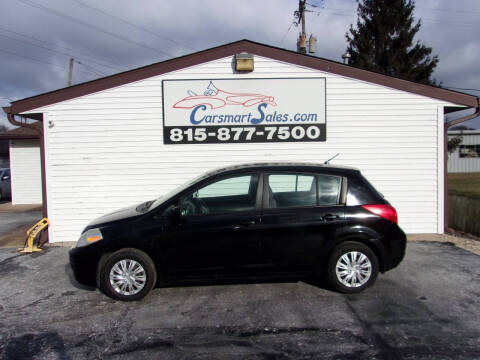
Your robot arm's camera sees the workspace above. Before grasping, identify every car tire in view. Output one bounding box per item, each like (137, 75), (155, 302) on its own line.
(99, 248), (157, 301)
(327, 241), (379, 294)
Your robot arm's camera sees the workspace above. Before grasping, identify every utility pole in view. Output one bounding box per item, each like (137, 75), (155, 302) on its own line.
(300, 0), (306, 38)
(67, 57), (74, 86)
(296, 0), (308, 54)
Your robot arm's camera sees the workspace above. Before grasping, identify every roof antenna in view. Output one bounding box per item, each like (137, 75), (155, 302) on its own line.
(324, 153), (340, 165)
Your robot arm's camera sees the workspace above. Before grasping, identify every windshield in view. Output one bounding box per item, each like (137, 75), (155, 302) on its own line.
(147, 171), (211, 210)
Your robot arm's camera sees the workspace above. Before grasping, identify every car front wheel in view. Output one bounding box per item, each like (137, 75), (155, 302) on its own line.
(327, 242), (379, 294)
(99, 248), (157, 301)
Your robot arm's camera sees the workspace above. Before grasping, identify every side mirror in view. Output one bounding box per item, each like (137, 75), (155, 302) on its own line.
(1, 175), (9, 181)
(170, 205), (183, 225)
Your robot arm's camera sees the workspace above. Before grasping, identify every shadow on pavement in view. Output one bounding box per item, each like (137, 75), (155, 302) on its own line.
(64, 263), (96, 292)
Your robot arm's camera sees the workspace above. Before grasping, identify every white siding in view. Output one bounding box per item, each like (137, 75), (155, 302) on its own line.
(447, 131), (480, 173)
(9, 139), (42, 204)
(32, 56), (452, 242)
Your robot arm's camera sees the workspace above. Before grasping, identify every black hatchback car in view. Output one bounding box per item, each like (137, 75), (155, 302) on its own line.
(70, 163), (406, 301)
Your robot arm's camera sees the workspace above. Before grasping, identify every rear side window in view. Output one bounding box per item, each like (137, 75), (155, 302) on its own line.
(346, 175), (382, 205)
(269, 174), (314, 193)
(268, 174), (316, 208)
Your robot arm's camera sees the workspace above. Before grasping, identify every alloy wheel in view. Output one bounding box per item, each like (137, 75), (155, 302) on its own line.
(109, 259), (147, 296)
(335, 251), (372, 288)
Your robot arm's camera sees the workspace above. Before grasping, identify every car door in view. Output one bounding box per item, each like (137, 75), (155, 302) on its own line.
(258, 172), (345, 272)
(162, 172), (264, 277)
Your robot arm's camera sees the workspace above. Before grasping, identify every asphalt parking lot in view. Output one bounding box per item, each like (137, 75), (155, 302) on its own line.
(0, 241), (479, 359)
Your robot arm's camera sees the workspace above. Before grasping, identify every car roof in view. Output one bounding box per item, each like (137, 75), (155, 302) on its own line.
(205, 162), (360, 177)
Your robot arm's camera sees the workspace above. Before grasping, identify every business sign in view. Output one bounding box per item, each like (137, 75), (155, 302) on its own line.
(162, 78), (326, 144)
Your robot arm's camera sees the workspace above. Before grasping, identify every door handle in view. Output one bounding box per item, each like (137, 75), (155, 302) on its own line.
(233, 220), (256, 229)
(323, 214), (340, 221)
(240, 220), (256, 226)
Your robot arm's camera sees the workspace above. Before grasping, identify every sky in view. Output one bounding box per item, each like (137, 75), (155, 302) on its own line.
(1, 0), (480, 128)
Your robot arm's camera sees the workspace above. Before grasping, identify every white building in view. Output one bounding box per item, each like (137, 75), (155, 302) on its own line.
(448, 130), (480, 173)
(3, 40), (479, 242)
(0, 126), (42, 204)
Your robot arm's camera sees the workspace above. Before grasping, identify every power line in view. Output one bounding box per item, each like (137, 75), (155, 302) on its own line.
(309, 7), (480, 28)
(279, 22), (295, 47)
(444, 86), (480, 92)
(0, 48), (101, 77)
(333, 0), (480, 14)
(70, 0), (194, 51)
(422, 20), (480, 29)
(15, 0), (174, 58)
(0, 32), (120, 73)
(75, 60), (106, 76)
(417, 6), (480, 15)
(309, 8), (353, 17)
(0, 25), (130, 69)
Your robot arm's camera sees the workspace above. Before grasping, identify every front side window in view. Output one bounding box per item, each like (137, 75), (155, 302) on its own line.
(180, 174), (259, 216)
(268, 174), (316, 208)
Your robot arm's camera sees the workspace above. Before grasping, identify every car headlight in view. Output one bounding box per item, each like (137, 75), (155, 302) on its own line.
(76, 228), (103, 248)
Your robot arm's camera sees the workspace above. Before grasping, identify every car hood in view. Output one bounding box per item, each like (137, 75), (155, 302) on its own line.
(87, 203), (142, 228)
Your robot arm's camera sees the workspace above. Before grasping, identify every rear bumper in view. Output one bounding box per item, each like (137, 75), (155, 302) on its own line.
(384, 224), (407, 271)
(69, 246), (102, 287)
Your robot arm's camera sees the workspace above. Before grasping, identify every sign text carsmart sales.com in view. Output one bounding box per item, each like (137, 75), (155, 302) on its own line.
(189, 103), (318, 125)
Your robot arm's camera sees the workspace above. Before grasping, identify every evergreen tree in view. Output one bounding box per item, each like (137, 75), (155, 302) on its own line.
(346, 0), (438, 85)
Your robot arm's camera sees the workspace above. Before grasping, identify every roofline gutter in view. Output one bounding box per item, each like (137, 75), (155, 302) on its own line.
(443, 102), (480, 233)
(4, 107), (48, 219)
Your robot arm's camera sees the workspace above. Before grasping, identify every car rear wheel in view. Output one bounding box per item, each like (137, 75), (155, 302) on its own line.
(99, 248), (157, 301)
(327, 242), (379, 294)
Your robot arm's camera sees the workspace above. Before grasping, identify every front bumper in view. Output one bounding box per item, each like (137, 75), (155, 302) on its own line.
(69, 245), (103, 287)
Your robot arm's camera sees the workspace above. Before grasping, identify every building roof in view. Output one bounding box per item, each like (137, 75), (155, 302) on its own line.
(448, 130), (480, 135)
(3, 39), (479, 116)
(0, 125), (40, 140)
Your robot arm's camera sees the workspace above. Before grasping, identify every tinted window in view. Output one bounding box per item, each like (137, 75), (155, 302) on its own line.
(269, 174), (314, 192)
(197, 175), (252, 198)
(181, 174), (258, 215)
(318, 174), (341, 205)
(346, 175), (380, 205)
(268, 174), (316, 208)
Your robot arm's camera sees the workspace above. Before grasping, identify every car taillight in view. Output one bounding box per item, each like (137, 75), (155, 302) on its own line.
(362, 204), (398, 224)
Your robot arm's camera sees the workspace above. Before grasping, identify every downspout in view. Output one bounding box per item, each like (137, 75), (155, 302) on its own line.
(4, 108), (48, 218)
(443, 101), (480, 232)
